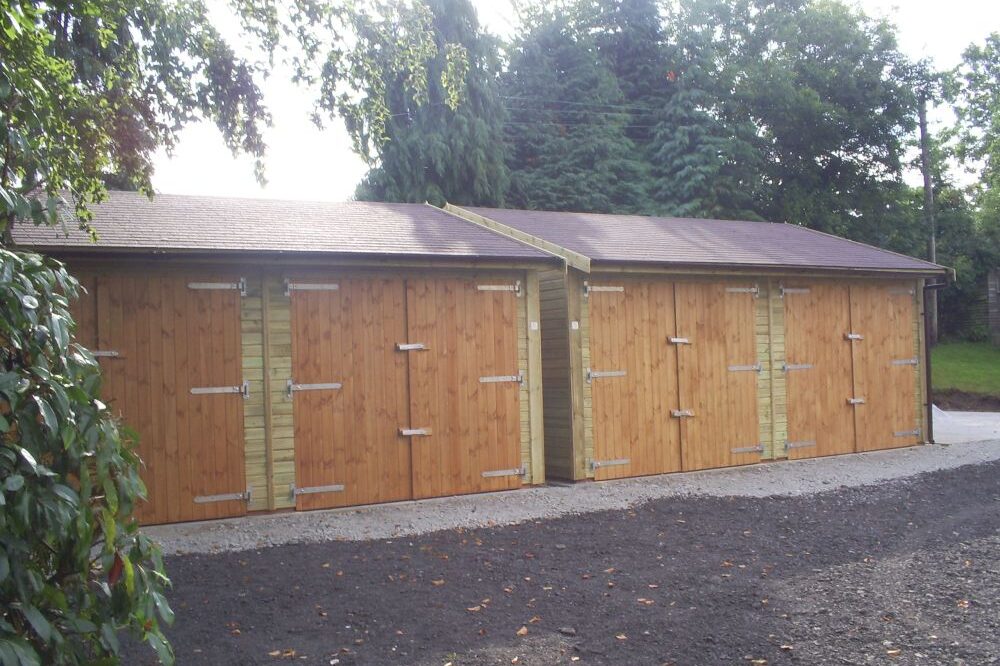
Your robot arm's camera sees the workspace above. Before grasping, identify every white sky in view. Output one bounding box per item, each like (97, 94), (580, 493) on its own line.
(151, 0), (1000, 202)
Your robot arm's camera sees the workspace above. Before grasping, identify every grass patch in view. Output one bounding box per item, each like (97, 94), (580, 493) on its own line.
(931, 342), (1000, 396)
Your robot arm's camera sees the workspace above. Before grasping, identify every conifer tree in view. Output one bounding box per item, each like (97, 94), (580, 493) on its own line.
(502, 12), (651, 213)
(355, 0), (509, 206)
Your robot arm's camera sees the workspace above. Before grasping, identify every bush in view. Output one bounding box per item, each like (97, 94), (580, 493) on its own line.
(0, 250), (172, 665)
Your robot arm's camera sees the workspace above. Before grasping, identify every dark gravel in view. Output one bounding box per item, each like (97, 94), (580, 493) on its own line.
(125, 461), (1000, 665)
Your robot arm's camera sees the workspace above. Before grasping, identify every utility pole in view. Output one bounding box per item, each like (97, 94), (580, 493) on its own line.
(918, 94), (938, 345)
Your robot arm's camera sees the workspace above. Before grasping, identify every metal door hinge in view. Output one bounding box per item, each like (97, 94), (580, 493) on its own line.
(728, 363), (762, 373)
(290, 482), (345, 497)
(847, 397), (866, 405)
(479, 374), (523, 384)
(478, 281), (521, 297)
(671, 409), (694, 418)
(779, 285), (810, 298)
(668, 336), (691, 345)
(731, 444), (764, 454)
(590, 458), (630, 470)
(889, 287), (915, 295)
(190, 379), (249, 400)
(285, 280), (339, 296)
(783, 363), (813, 372)
(786, 440), (817, 449)
(194, 485), (252, 504)
(726, 285), (759, 297)
(893, 429), (921, 438)
(91, 350), (120, 358)
(396, 342), (427, 351)
(399, 427), (431, 436)
(286, 379), (343, 398)
(188, 278), (247, 297)
(481, 466), (526, 478)
(583, 282), (624, 298)
(845, 333), (864, 341)
(891, 358), (918, 366)
(586, 368), (626, 383)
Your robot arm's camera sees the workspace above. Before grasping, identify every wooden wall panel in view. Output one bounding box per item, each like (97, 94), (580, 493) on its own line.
(588, 279), (681, 480)
(850, 283), (920, 452)
(537, 270), (573, 479)
(675, 281), (760, 471)
(783, 282), (856, 459)
(406, 276), (523, 498)
(289, 276), (411, 510)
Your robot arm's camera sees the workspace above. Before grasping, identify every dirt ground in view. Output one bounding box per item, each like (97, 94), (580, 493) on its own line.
(125, 461), (1000, 665)
(934, 389), (1000, 412)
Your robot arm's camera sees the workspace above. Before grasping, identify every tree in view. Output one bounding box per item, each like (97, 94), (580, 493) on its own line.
(1, 1), (454, 663)
(652, 0), (915, 235)
(502, 9), (651, 213)
(353, 0), (509, 206)
(953, 33), (1000, 231)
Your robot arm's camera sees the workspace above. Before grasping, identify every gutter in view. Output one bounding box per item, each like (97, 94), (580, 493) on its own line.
(923, 279), (950, 444)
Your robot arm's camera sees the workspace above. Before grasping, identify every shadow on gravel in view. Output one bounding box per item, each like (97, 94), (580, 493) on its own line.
(124, 461), (1000, 665)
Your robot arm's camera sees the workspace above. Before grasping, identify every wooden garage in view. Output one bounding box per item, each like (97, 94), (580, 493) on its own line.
(18, 192), (554, 524)
(446, 205), (950, 481)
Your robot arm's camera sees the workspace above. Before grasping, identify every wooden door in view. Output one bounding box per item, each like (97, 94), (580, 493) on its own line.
(675, 282), (760, 471)
(850, 283), (920, 452)
(288, 276), (411, 510)
(588, 280), (681, 480)
(87, 272), (247, 524)
(783, 283), (856, 459)
(405, 276), (523, 499)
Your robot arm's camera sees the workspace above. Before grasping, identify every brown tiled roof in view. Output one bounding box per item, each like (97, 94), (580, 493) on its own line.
(460, 207), (948, 275)
(13, 192), (551, 261)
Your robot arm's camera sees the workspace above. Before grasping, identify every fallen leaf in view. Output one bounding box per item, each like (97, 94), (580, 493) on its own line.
(529, 615), (541, 624)
(887, 649), (901, 657)
(616, 634), (627, 641)
(322, 563), (331, 569)
(648, 584), (659, 589)
(431, 579), (445, 587)
(516, 626), (529, 636)
(780, 645), (793, 651)
(269, 650), (281, 657)
(467, 606), (482, 612)
(957, 599), (970, 608)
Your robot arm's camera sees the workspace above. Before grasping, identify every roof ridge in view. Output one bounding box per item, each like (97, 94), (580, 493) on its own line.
(467, 205), (779, 227)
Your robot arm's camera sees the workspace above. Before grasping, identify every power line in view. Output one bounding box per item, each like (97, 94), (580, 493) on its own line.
(500, 94), (663, 114)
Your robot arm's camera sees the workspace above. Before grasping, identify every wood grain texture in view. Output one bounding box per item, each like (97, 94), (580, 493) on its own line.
(588, 278), (681, 480)
(675, 281), (760, 471)
(76, 271), (247, 524)
(406, 275), (523, 498)
(289, 275), (411, 510)
(850, 282), (920, 452)
(782, 282), (857, 460)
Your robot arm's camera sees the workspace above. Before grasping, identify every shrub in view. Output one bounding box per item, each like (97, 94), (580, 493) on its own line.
(0, 250), (172, 665)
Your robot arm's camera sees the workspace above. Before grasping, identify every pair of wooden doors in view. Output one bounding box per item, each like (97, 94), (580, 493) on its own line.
(783, 281), (920, 458)
(288, 273), (524, 510)
(587, 279), (760, 480)
(73, 272), (249, 525)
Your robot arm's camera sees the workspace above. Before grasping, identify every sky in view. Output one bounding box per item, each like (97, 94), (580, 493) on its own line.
(150, 0), (1000, 202)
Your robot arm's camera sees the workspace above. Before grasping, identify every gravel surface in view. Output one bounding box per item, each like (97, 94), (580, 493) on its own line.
(146, 439), (1000, 555)
(124, 459), (1000, 665)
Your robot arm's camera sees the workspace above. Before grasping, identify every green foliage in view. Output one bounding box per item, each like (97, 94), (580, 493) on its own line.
(353, 0), (509, 206)
(931, 342), (1000, 396)
(0, 251), (172, 665)
(503, 10), (651, 213)
(0, 0), (272, 239)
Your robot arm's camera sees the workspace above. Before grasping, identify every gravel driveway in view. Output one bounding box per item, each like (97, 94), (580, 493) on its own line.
(147, 439), (1000, 555)
(125, 443), (1000, 665)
